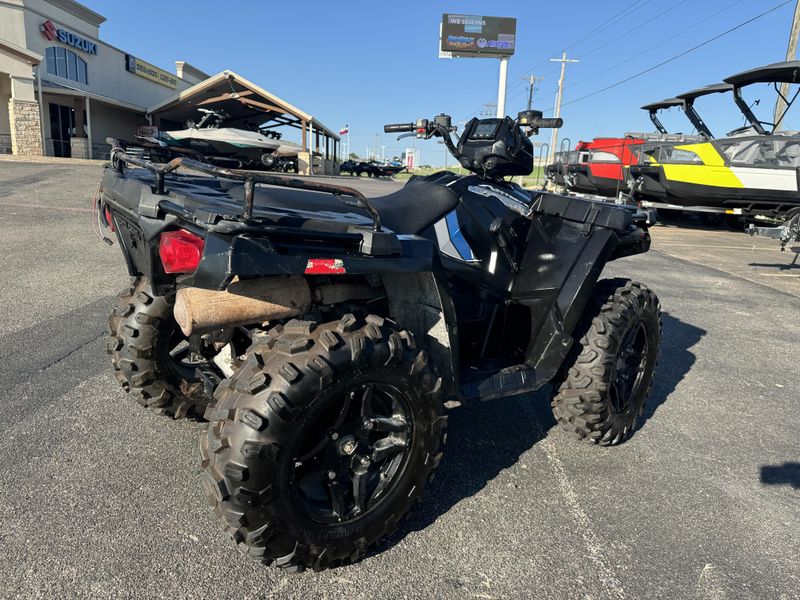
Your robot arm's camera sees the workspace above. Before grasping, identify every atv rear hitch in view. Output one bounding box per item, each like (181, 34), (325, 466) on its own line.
(106, 137), (383, 231)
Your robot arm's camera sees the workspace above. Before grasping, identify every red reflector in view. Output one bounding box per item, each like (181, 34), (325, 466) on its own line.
(305, 258), (346, 275)
(159, 229), (205, 274)
(104, 206), (116, 232)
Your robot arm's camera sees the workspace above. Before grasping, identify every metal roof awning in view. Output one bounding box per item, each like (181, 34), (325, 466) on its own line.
(676, 83), (733, 101)
(39, 78), (147, 112)
(640, 98), (684, 111)
(724, 60), (800, 87)
(147, 70), (340, 143)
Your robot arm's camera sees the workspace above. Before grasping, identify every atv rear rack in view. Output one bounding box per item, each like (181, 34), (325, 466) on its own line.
(106, 137), (382, 231)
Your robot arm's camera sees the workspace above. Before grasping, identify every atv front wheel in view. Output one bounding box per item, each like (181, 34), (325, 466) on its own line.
(200, 314), (446, 571)
(550, 279), (661, 445)
(107, 277), (211, 418)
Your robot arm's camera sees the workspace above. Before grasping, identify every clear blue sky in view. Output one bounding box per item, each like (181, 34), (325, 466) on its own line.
(82, 0), (798, 165)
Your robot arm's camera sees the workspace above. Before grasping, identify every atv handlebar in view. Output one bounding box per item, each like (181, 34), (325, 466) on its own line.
(529, 117), (563, 129)
(384, 123), (415, 133)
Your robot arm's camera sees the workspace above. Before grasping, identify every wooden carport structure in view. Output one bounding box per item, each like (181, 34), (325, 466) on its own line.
(146, 70), (340, 174)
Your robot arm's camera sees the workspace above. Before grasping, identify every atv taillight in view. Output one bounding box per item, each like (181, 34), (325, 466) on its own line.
(159, 229), (205, 274)
(103, 206), (115, 232)
(305, 258), (346, 274)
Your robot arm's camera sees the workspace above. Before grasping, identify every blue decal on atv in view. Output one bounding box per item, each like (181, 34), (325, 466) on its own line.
(445, 210), (476, 261)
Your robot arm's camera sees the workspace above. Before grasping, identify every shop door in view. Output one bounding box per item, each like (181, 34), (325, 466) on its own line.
(49, 103), (74, 158)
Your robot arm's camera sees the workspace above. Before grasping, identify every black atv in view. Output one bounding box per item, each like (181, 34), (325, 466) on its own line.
(97, 110), (660, 572)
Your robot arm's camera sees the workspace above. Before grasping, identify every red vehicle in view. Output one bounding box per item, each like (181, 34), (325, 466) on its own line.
(565, 137), (644, 197)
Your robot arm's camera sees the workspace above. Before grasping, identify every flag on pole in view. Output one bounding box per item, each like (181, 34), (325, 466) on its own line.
(339, 124), (349, 135)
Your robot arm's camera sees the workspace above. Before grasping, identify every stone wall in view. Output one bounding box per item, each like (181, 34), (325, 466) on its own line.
(70, 137), (90, 159)
(8, 99), (43, 156)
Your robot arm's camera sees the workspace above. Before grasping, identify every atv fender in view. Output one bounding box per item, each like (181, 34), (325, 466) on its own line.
(381, 264), (460, 401)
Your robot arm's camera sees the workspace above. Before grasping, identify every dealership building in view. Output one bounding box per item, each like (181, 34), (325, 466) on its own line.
(0, 0), (340, 172)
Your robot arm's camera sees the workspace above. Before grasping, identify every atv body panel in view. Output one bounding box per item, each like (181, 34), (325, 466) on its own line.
(100, 137), (650, 404)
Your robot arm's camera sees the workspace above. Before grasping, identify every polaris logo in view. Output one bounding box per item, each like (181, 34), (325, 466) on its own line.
(40, 20), (98, 55)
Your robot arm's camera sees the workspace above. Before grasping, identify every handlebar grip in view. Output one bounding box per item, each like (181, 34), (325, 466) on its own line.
(532, 118), (563, 129)
(384, 123), (415, 133)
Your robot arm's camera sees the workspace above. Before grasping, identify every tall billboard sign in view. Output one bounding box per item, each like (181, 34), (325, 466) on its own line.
(439, 14), (516, 59)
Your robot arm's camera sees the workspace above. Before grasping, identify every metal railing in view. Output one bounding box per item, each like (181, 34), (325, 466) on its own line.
(106, 137), (382, 231)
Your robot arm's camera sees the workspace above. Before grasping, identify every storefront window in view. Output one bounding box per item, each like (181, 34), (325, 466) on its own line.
(45, 47), (88, 85)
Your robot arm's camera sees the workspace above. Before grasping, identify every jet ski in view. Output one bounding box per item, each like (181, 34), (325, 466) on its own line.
(159, 109), (303, 170)
(630, 61), (800, 216)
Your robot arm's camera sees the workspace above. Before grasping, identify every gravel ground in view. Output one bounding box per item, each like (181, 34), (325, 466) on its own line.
(0, 162), (797, 600)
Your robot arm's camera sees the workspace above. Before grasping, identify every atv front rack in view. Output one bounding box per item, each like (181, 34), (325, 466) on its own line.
(106, 137), (382, 231)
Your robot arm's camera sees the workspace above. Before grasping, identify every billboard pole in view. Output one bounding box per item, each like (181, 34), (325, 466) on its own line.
(496, 56), (509, 118)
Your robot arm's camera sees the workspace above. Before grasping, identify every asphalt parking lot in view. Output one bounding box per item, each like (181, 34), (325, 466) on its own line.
(0, 160), (798, 600)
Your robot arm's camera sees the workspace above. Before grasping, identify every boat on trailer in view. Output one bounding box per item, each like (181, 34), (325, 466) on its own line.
(629, 61), (800, 217)
(564, 137), (645, 197)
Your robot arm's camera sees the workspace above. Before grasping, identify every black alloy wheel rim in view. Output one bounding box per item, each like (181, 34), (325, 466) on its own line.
(157, 323), (205, 383)
(290, 382), (413, 525)
(610, 320), (649, 414)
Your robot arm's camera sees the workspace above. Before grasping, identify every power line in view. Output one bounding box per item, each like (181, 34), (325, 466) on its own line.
(506, 0), (654, 98)
(470, 0), (654, 119)
(578, 0), (691, 60)
(505, 0), (702, 110)
(567, 0), (651, 50)
(526, 0), (749, 111)
(560, 0), (793, 109)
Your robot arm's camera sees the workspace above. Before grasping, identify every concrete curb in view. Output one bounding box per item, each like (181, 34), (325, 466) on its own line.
(0, 155), (106, 167)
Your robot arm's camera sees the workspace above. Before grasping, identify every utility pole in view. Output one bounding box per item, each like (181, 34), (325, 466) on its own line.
(372, 133), (379, 161)
(523, 73), (544, 110)
(548, 52), (579, 164)
(381, 145), (386, 162)
(775, 0), (800, 130)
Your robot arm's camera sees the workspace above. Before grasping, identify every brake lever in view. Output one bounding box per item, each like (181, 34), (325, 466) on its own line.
(396, 132), (416, 141)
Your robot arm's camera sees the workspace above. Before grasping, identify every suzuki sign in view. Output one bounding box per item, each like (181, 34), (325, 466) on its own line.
(40, 20), (98, 55)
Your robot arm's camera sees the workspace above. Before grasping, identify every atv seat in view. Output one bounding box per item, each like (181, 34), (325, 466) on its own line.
(370, 180), (459, 234)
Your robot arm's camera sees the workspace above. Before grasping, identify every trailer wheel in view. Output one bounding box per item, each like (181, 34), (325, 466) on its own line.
(550, 279), (661, 446)
(107, 277), (211, 418)
(200, 314), (446, 571)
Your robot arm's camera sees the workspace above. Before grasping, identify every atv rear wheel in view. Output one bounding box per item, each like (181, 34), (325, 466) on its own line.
(200, 314), (446, 571)
(107, 277), (211, 418)
(550, 279), (661, 445)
